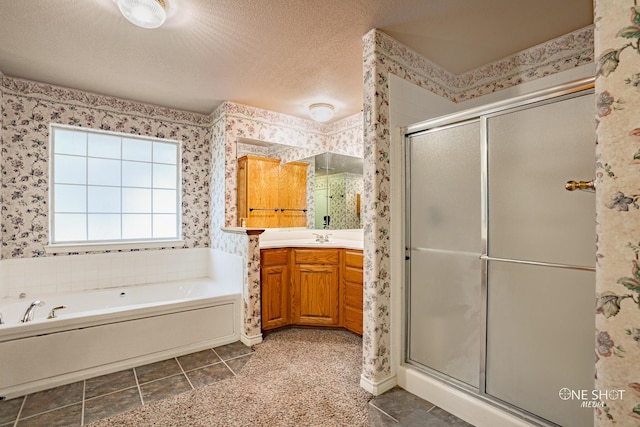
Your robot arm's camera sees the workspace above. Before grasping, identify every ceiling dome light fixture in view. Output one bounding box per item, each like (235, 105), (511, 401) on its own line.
(118, 0), (167, 29)
(309, 103), (334, 122)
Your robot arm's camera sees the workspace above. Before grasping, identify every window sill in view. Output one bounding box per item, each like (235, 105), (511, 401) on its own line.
(45, 240), (186, 254)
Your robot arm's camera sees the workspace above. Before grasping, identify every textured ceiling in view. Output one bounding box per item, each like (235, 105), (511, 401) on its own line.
(0, 0), (593, 121)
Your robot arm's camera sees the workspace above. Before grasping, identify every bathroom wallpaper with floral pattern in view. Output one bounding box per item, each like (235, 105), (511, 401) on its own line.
(361, 25), (595, 389)
(0, 75), (3, 253)
(0, 77), (212, 259)
(594, 0), (640, 423)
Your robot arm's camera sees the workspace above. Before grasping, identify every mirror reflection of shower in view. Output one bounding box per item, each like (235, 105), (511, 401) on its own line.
(314, 152), (363, 230)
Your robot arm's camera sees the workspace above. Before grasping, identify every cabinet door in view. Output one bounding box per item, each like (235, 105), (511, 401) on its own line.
(279, 162), (307, 227)
(246, 156), (280, 228)
(261, 249), (290, 330)
(343, 250), (363, 335)
(261, 264), (290, 330)
(292, 264), (340, 326)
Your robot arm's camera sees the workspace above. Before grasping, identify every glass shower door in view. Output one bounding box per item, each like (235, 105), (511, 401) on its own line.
(407, 120), (482, 389)
(485, 93), (595, 427)
(405, 82), (596, 427)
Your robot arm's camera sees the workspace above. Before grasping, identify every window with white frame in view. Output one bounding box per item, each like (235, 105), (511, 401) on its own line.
(49, 125), (182, 246)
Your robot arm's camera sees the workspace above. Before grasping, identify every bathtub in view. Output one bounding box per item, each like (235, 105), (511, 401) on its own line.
(0, 278), (241, 400)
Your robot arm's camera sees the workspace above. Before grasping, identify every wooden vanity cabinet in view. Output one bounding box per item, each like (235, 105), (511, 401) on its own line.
(342, 250), (364, 334)
(260, 248), (290, 330)
(291, 249), (341, 326)
(260, 247), (364, 334)
(237, 155), (307, 228)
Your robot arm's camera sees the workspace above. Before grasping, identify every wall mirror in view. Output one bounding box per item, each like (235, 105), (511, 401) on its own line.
(303, 152), (363, 230)
(236, 139), (363, 229)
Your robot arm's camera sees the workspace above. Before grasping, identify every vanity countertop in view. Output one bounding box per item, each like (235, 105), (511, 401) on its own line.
(259, 238), (363, 250)
(258, 228), (364, 251)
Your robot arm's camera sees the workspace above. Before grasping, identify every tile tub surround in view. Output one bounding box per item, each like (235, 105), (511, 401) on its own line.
(0, 341), (254, 427)
(0, 248), (241, 299)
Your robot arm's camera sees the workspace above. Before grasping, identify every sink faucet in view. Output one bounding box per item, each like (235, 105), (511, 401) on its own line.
(312, 232), (332, 243)
(22, 300), (45, 323)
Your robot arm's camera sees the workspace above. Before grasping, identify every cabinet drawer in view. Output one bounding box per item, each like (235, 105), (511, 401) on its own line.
(344, 266), (363, 284)
(345, 250), (363, 268)
(261, 249), (289, 267)
(293, 249), (339, 265)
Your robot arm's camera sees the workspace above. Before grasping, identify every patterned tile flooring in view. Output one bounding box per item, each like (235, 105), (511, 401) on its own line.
(0, 341), (254, 427)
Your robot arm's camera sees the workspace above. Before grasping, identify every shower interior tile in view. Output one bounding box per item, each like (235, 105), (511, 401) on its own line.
(185, 363), (234, 389)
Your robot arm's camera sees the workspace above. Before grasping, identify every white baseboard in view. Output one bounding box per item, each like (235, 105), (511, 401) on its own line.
(241, 332), (263, 346)
(397, 366), (535, 427)
(360, 374), (397, 396)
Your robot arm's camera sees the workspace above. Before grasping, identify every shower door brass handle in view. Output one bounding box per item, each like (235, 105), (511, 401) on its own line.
(565, 180), (595, 192)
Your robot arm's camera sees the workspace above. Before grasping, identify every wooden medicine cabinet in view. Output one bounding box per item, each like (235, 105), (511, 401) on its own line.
(237, 155), (308, 228)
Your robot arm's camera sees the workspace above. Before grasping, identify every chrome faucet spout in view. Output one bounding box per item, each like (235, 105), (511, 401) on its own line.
(22, 300), (45, 323)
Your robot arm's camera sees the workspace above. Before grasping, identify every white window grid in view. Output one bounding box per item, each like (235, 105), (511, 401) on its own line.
(49, 124), (182, 245)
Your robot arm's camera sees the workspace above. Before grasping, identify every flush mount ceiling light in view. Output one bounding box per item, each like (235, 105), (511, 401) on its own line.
(118, 0), (167, 29)
(309, 103), (334, 122)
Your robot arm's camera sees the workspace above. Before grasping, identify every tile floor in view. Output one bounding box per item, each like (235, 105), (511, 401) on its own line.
(0, 341), (254, 427)
(369, 386), (474, 426)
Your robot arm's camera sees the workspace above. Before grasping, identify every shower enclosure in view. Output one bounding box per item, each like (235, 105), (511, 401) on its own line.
(404, 79), (595, 427)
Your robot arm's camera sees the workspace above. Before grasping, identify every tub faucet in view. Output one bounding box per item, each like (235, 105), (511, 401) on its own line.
(22, 300), (45, 323)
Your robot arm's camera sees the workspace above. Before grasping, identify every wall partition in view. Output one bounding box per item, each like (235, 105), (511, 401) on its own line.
(405, 79), (596, 427)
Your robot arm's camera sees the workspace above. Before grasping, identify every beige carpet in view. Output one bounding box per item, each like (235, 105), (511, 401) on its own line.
(90, 328), (371, 427)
